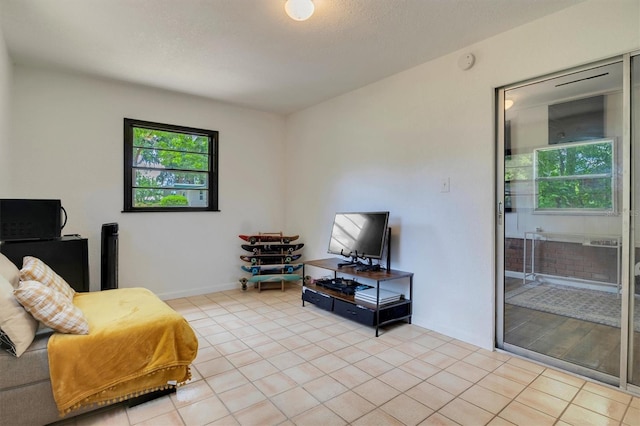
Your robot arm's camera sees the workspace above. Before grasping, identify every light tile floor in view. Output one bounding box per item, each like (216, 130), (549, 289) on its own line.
(55, 286), (640, 426)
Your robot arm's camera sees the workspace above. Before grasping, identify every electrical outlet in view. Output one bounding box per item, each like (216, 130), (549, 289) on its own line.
(440, 177), (450, 193)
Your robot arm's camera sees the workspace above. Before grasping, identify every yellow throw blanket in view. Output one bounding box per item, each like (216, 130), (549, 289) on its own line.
(47, 288), (198, 416)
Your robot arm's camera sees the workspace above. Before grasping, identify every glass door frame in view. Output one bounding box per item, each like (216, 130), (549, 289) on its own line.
(627, 50), (640, 395)
(495, 53), (637, 392)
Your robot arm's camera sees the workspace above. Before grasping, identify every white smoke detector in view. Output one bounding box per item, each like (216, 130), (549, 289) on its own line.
(458, 53), (475, 70)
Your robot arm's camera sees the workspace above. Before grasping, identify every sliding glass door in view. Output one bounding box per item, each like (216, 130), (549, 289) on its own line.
(497, 57), (638, 388)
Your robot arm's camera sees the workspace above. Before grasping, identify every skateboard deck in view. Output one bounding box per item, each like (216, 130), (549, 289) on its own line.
(241, 264), (303, 275)
(240, 254), (301, 264)
(239, 274), (302, 290)
(241, 243), (304, 254)
(239, 234), (299, 244)
(246, 274), (301, 283)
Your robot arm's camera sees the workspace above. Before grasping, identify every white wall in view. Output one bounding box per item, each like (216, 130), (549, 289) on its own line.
(5, 0), (639, 348)
(285, 0), (640, 349)
(0, 19), (12, 195)
(9, 67), (286, 298)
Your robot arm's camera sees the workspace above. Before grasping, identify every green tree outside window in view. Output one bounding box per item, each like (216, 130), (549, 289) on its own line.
(534, 139), (614, 211)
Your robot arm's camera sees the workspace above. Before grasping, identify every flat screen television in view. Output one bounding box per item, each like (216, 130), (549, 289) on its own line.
(327, 211), (389, 264)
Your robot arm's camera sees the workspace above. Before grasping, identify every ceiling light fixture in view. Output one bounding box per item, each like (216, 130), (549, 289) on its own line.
(505, 99), (514, 110)
(285, 0), (314, 21)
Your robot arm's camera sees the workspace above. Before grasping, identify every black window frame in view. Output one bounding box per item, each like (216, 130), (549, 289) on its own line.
(123, 118), (219, 212)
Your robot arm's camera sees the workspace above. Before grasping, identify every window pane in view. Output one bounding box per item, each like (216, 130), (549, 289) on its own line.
(132, 147), (209, 171)
(133, 169), (208, 188)
(537, 177), (612, 209)
(536, 141), (612, 178)
(505, 153), (533, 181)
(133, 189), (209, 208)
(124, 118), (218, 212)
(534, 140), (614, 211)
(132, 128), (209, 153)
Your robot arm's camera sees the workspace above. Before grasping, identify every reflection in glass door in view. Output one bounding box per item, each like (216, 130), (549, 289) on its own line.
(497, 61), (626, 384)
(631, 54), (640, 388)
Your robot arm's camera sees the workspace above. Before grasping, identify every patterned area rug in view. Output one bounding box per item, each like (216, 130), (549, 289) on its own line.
(506, 283), (640, 332)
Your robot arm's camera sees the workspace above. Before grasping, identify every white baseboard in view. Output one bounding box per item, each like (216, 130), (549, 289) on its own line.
(156, 281), (240, 300)
(505, 270), (522, 279)
(534, 274), (619, 294)
(505, 270), (619, 294)
(154, 281), (305, 300)
(411, 314), (493, 351)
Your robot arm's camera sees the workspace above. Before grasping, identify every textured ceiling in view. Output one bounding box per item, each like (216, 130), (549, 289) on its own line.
(0, 0), (584, 115)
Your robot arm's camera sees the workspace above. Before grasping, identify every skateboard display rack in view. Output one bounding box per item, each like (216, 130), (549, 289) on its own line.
(239, 232), (304, 292)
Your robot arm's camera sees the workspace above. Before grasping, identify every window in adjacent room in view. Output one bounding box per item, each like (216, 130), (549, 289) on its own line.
(123, 118), (219, 212)
(533, 139), (614, 213)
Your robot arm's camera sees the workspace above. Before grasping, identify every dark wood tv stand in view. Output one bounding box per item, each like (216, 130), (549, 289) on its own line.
(302, 258), (413, 336)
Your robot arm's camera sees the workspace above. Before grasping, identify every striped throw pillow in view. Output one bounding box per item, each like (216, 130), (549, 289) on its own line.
(20, 256), (76, 300)
(14, 281), (88, 335)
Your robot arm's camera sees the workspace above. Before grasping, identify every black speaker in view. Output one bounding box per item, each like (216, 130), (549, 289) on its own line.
(101, 223), (118, 291)
(0, 199), (66, 241)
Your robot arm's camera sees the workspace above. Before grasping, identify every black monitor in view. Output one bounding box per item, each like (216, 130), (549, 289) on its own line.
(328, 212), (389, 263)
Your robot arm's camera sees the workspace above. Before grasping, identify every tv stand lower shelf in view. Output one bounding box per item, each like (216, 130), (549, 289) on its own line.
(302, 258), (413, 337)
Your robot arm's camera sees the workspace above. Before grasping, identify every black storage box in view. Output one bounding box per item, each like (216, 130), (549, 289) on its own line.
(302, 288), (334, 311)
(334, 298), (411, 327)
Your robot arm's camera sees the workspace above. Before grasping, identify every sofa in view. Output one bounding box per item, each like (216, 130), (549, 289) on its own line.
(0, 253), (198, 426)
(0, 327), (89, 425)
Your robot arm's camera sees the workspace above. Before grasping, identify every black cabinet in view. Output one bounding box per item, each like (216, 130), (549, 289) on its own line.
(0, 236), (89, 292)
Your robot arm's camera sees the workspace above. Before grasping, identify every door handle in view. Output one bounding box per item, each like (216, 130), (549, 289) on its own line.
(498, 201), (503, 225)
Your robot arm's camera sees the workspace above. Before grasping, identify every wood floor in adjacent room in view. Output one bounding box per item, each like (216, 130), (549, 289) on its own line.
(504, 277), (640, 385)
